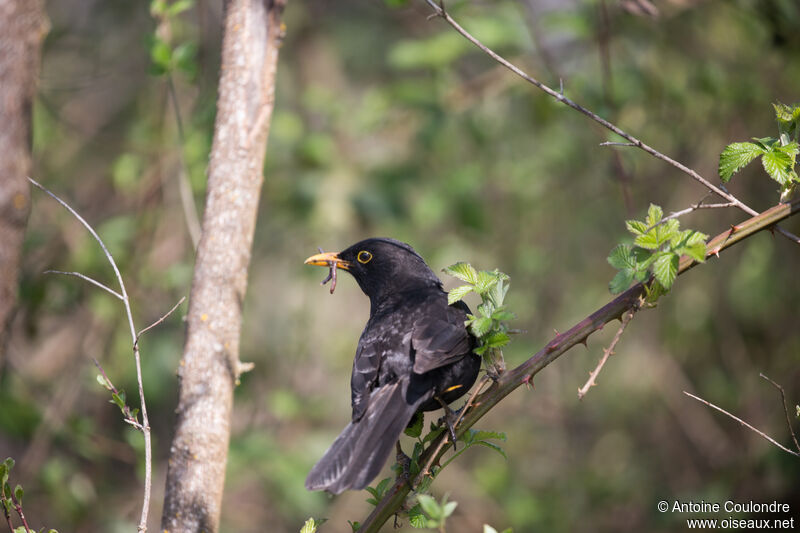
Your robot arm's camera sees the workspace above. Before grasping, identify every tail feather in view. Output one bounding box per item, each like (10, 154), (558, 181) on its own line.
(305, 379), (426, 494)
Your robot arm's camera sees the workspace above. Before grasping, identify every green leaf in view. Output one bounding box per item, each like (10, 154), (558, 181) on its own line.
(609, 270), (634, 294)
(348, 521), (360, 532)
(474, 271), (500, 295)
(173, 41), (198, 78)
(653, 253), (679, 290)
(3, 458), (15, 471)
(719, 142), (766, 181)
(404, 411), (424, 438)
(483, 331), (510, 349)
(448, 285), (473, 305)
(442, 500), (458, 518)
(167, 0), (194, 16)
(645, 204), (663, 227)
(491, 309), (515, 322)
(472, 440), (508, 460)
(416, 494), (441, 520)
(625, 219), (648, 236)
(443, 262), (478, 284)
(111, 391), (126, 411)
(607, 244), (636, 270)
(408, 504), (429, 528)
(469, 429), (507, 442)
(96, 373), (112, 390)
(150, 37), (173, 73)
(762, 148), (795, 186)
(470, 317), (493, 337)
(13, 484), (22, 504)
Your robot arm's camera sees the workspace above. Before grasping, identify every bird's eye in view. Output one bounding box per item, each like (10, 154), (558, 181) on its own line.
(357, 250), (373, 264)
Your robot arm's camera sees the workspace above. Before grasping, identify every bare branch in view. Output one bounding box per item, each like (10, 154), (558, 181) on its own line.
(578, 304), (638, 399)
(29, 178), (153, 532)
(760, 373), (800, 453)
(43, 270), (123, 300)
(422, 0), (800, 245)
(683, 391), (800, 457)
(136, 296), (186, 343)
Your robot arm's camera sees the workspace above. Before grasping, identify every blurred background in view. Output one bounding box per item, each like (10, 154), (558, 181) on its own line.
(2, 0), (800, 531)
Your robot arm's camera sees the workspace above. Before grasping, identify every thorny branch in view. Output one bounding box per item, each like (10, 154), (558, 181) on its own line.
(28, 178), (154, 532)
(422, 0), (800, 245)
(577, 303), (638, 400)
(683, 391), (800, 457)
(357, 197), (800, 533)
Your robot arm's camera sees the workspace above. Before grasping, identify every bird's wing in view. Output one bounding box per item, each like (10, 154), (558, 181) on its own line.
(350, 329), (382, 421)
(411, 303), (472, 375)
(305, 378), (424, 494)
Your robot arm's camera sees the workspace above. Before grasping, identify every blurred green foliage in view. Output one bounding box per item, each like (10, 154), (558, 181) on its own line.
(2, 0), (799, 532)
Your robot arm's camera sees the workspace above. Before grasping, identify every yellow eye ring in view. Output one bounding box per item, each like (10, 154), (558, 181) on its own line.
(357, 250), (373, 264)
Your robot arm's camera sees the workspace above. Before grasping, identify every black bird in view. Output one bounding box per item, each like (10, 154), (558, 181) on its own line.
(304, 238), (481, 494)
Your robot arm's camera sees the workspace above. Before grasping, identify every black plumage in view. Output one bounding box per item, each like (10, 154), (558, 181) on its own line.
(304, 238), (481, 494)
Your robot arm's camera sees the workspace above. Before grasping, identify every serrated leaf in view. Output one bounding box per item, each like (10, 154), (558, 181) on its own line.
(474, 271), (499, 295)
(625, 219), (648, 236)
(762, 148), (795, 186)
(469, 429), (507, 442)
(653, 253), (678, 290)
(483, 331), (510, 349)
(607, 244), (636, 270)
(633, 229), (661, 251)
(645, 204), (663, 227)
(472, 440), (508, 460)
(470, 316), (492, 337)
(609, 269), (634, 295)
(443, 262), (478, 284)
(300, 518), (317, 533)
(491, 309), (515, 322)
(718, 142), (765, 181)
(447, 284), (473, 305)
(488, 278), (509, 307)
(408, 504), (428, 528)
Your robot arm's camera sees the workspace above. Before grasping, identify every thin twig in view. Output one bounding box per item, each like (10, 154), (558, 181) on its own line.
(759, 373), (800, 453)
(166, 75), (201, 249)
(43, 270), (123, 300)
(578, 303), (638, 399)
(9, 491), (31, 533)
(136, 296), (186, 344)
(683, 391), (800, 457)
(29, 178), (153, 533)
(422, 0), (800, 245)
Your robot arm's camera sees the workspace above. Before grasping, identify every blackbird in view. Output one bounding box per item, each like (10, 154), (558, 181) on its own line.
(304, 237), (481, 494)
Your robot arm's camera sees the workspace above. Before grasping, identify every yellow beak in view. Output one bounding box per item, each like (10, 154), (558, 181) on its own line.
(304, 251), (351, 270)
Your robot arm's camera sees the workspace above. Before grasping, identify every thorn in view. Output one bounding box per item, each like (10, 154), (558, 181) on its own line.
(546, 343), (559, 353)
(729, 224), (739, 234)
(553, 328), (560, 336)
(579, 337), (588, 348)
(522, 374), (535, 389)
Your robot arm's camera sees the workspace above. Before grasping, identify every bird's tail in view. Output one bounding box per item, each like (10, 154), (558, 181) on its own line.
(305, 380), (422, 494)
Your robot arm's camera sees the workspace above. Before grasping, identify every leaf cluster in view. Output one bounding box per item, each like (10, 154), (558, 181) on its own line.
(408, 494), (458, 531)
(608, 204), (707, 298)
(718, 103), (800, 191)
(443, 263), (514, 358)
(149, 0), (198, 78)
(1, 458), (59, 533)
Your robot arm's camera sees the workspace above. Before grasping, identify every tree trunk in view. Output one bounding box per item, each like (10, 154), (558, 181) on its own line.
(0, 0), (48, 359)
(160, 0), (286, 531)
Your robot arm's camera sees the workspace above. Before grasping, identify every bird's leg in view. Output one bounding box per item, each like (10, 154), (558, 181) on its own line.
(395, 441), (411, 484)
(435, 395), (459, 450)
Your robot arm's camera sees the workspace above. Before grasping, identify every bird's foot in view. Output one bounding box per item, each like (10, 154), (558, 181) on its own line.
(435, 396), (459, 450)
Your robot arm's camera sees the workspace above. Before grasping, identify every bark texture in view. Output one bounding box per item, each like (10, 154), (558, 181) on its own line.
(160, 0), (286, 531)
(0, 0), (48, 359)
